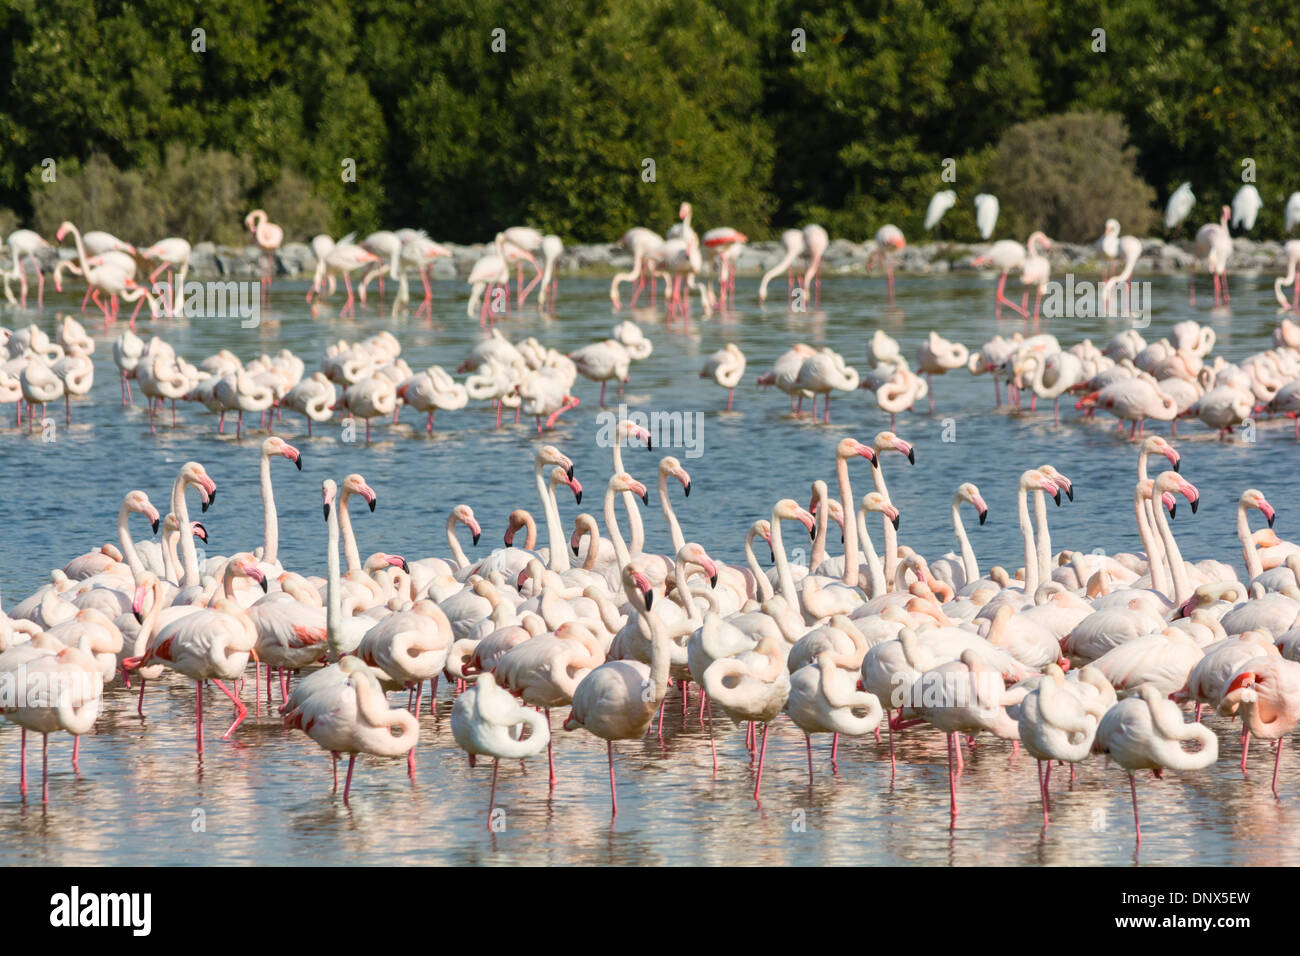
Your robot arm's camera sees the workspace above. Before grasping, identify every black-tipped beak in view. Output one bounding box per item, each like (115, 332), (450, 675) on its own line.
(644, 589), (653, 610)
(194, 522), (208, 542)
(646, 437), (653, 451)
(768, 550), (775, 563)
(684, 481), (691, 497)
(978, 509), (987, 526)
(906, 448), (915, 465)
(891, 514), (900, 530)
(134, 608), (144, 625)
(1172, 459), (1180, 473)
(400, 558), (410, 572)
(1169, 503), (1177, 520)
(640, 492), (648, 505)
(566, 465), (574, 480)
(1064, 486), (1074, 503)
(1268, 513), (1276, 528)
(1052, 490), (1061, 506)
(260, 576), (269, 593)
(709, 574), (718, 588)
(574, 490), (583, 505)
(472, 532), (481, 546)
(809, 525), (817, 540)
(323, 503), (331, 521)
(571, 543), (580, 555)
(368, 498), (377, 512)
(1190, 498), (1198, 514)
(151, 519), (160, 534)
(295, 456), (303, 471)
(208, 489), (217, 505)
(871, 456), (880, 469)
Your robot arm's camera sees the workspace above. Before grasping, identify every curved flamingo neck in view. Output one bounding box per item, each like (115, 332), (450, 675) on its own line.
(855, 501), (886, 598)
(1239, 502), (1263, 582)
(744, 525), (774, 602)
(659, 471), (686, 554)
(836, 459), (859, 588)
(769, 511), (800, 609)
(118, 502), (146, 580)
(1017, 482), (1039, 596)
(172, 475), (201, 589)
(1150, 499), (1190, 604)
(603, 484), (631, 570)
(446, 513), (470, 569)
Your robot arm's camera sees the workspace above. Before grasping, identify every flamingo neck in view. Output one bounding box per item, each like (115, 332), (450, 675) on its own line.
(260, 453), (278, 565)
(856, 502), (886, 598)
(337, 487), (362, 574)
(836, 458), (859, 589)
(172, 476), (201, 589)
(769, 513), (799, 609)
(953, 497), (979, 584)
(603, 485), (630, 570)
(1239, 502), (1263, 582)
(744, 527), (774, 603)
(1018, 483), (1039, 596)
(446, 513), (470, 569)
(118, 502), (145, 580)
(659, 472), (686, 554)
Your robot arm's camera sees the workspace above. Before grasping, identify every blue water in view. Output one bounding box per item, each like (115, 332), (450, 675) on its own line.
(0, 272), (1297, 865)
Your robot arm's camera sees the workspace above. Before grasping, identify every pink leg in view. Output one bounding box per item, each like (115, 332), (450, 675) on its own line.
(19, 728), (26, 798)
(805, 734), (814, 784)
(947, 733), (958, 819)
(754, 722), (770, 800)
(1130, 772), (1141, 844)
(137, 677), (147, 717)
(486, 758), (499, 828)
(210, 678), (248, 739)
(196, 681), (204, 755)
(343, 755), (356, 804)
(1272, 737), (1284, 797)
(42, 734), (49, 805)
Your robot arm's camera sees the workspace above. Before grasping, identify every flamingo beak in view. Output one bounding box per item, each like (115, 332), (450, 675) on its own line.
(286, 446), (302, 470)
(246, 565), (268, 592)
(388, 555), (409, 572)
(566, 464), (575, 480)
(469, 519), (482, 546)
(675, 467), (691, 496)
(1051, 488), (1061, 506)
(568, 475), (583, 505)
(151, 517), (160, 534)
(975, 497), (988, 526)
(1165, 447), (1181, 472)
(132, 585), (147, 624)
(633, 572), (653, 609)
(1261, 501), (1276, 528)
(193, 522), (208, 542)
(895, 439), (915, 464)
(1163, 492), (1178, 519)
(887, 506), (901, 531)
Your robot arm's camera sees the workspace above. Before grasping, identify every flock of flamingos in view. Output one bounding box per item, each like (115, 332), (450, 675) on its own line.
(2, 195), (1300, 847)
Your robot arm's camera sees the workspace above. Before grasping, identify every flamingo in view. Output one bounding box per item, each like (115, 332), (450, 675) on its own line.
(140, 238), (191, 316)
(610, 227), (667, 309)
(283, 655), (418, 803)
(124, 554), (265, 754)
(871, 225), (906, 304)
(1274, 240), (1300, 312)
(3, 229), (52, 309)
(700, 343), (746, 411)
(703, 636), (791, 799)
(1017, 662), (1099, 824)
(1191, 205), (1232, 307)
(1095, 683), (1218, 843)
(1219, 656), (1300, 794)
(245, 209), (284, 299)
(563, 561), (673, 818)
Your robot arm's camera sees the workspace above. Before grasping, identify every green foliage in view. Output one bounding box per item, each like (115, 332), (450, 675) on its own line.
(981, 112), (1157, 242)
(1, 0), (1297, 242)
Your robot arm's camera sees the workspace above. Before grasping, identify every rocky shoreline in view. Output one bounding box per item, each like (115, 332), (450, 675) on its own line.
(30, 236), (1300, 281)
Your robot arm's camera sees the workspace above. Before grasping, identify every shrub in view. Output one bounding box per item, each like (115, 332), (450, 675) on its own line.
(980, 112), (1157, 242)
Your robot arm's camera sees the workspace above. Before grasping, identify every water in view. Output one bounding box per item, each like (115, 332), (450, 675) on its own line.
(0, 273), (1297, 865)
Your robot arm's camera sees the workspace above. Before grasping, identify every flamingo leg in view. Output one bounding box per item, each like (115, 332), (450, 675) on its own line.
(343, 754), (356, 804)
(754, 722), (770, 801)
(210, 678), (248, 739)
(1130, 772), (1141, 844)
(196, 680), (204, 755)
(19, 728), (26, 798)
(947, 733), (958, 819)
(607, 741), (618, 819)
(805, 733), (813, 784)
(42, 734), (49, 805)
(545, 708), (556, 789)
(487, 757), (499, 828)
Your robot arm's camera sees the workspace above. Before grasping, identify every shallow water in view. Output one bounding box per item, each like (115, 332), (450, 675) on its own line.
(0, 273), (1297, 866)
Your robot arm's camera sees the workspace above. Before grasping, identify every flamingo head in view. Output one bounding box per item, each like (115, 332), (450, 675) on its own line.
(125, 490), (161, 533)
(366, 552), (409, 574)
(838, 437), (878, 467)
(264, 436), (302, 469)
(1038, 466), (1073, 502)
(616, 419), (653, 451)
(1221, 670), (1259, 712)
(1243, 489), (1275, 527)
(182, 462), (217, 512)
(131, 573), (160, 623)
(1074, 390), (1100, 410)
(1145, 435), (1180, 472)
(322, 479), (337, 520)
(453, 504), (481, 545)
(56, 222), (73, 243)
(958, 482), (988, 525)
(863, 492), (900, 530)
(659, 456), (691, 496)
(1155, 471), (1198, 517)
(547, 466), (582, 505)
(229, 552), (268, 592)
(622, 561), (655, 610)
(873, 431), (914, 464)
(538, 444), (575, 480)
(677, 542), (718, 588)
(344, 473), (377, 511)
(610, 472), (648, 506)
(774, 499), (817, 539)
(1024, 470), (1061, 506)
